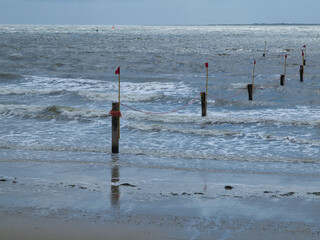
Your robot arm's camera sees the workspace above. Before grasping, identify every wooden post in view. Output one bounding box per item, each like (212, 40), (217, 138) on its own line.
(281, 54), (287, 86)
(201, 62), (209, 117)
(112, 102), (120, 153)
(247, 60), (256, 101)
(201, 92), (207, 116)
(263, 41), (267, 57)
(303, 45), (306, 65)
(118, 69), (121, 139)
(280, 75), (285, 86)
(300, 65), (304, 82)
(247, 84), (253, 101)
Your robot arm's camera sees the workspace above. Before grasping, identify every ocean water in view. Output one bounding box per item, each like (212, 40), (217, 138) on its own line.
(0, 24), (320, 177)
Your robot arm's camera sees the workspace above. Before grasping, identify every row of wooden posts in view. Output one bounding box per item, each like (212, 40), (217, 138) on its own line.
(111, 45), (308, 153)
(201, 50), (306, 115)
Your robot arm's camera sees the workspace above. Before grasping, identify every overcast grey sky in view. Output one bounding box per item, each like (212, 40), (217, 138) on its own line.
(1, 0), (319, 25)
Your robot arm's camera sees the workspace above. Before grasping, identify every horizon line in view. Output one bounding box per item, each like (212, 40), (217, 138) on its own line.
(1, 23), (320, 26)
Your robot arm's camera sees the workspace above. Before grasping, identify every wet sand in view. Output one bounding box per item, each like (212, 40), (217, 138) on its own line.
(1, 213), (183, 240)
(1, 209), (319, 240)
(1, 160), (320, 239)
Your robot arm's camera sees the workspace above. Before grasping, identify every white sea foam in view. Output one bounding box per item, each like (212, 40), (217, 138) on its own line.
(78, 91), (162, 102)
(0, 87), (63, 96)
(0, 104), (109, 120)
(0, 143), (319, 166)
(122, 107), (320, 127)
(1, 75), (196, 103)
(1, 25), (320, 171)
(21, 75), (195, 95)
(127, 123), (243, 137)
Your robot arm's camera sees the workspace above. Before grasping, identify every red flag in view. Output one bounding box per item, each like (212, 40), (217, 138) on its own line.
(205, 62), (208, 68)
(302, 51), (304, 56)
(115, 67), (120, 75)
(285, 54), (287, 58)
(303, 45), (306, 48)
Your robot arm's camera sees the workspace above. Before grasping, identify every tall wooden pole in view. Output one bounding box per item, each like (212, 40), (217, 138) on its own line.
(284, 54), (287, 76)
(112, 102), (120, 153)
(114, 66), (121, 139)
(201, 62), (208, 117)
(252, 59), (256, 86)
(303, 45), (306, 65)
(281, 54), (287, 86)
(205, 62), (209, 105)
(248, 60), (256, 101)
(118, 71), (120, 138)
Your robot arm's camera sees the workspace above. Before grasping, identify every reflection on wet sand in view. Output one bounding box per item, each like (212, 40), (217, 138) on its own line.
(111, 155), (120, 208)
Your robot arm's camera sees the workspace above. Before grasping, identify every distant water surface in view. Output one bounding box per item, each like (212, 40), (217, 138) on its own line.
(0, 25), (319, 176)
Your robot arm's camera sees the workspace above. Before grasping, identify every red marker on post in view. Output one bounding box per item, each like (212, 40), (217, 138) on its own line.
(115, 66), (120, 75)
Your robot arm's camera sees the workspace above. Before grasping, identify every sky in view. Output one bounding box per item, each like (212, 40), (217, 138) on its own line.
(0, 0), (320, 25)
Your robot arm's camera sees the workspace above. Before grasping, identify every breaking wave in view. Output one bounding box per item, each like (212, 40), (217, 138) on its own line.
(127, 123), (244, 137)
(0, 104), (110, 121)
(123, 110), (320, 127)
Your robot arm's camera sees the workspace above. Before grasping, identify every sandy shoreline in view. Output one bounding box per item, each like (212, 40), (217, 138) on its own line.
(1, 159), (320, 239)
(1, 206), (319, 240)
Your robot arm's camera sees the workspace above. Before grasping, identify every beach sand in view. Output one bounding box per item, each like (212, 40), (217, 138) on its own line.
(1, 209), (319, 240)
(1, 159), (320, 240)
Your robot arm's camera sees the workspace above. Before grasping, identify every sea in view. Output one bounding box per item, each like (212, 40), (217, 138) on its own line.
(0, 24), (320, 177)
